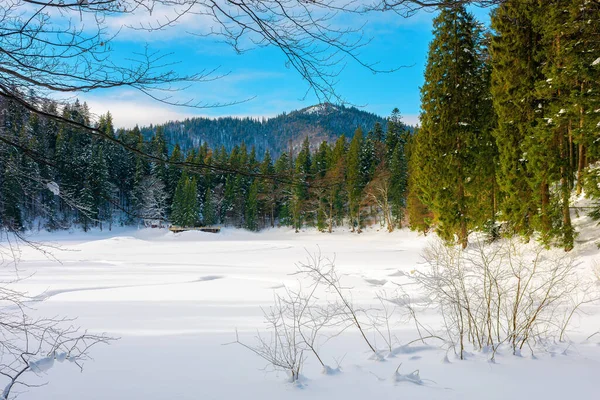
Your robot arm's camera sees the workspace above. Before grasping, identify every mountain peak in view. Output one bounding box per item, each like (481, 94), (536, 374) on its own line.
(298, 103), (340, 115)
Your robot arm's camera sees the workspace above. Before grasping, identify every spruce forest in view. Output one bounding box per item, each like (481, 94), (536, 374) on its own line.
(1, 1), (600, 252)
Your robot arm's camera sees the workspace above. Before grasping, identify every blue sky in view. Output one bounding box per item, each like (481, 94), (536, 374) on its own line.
(82, 6), (492, 129)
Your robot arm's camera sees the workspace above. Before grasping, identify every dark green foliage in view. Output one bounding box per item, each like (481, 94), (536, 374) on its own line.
(245, 180), (260, 231)
(491, 0), (543, 240)
(489, 0), (600, 250)
(202, 187), (217, 226)
(389, 141), (408, 226)
(1, 155), (24, 230)
(414, 6), (497, 248)
(171, 173), (199, 227)
(346, 127), (364, 231)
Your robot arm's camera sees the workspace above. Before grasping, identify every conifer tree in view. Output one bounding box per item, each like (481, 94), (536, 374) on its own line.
(293, 138), (312, 230)
(88, 143), (112, 228)
(322, 135), (347, 231)
(131, 127), (150, 219)
(490, 0), (542, 239)
(260, 150), (277, 227)
(274, 151), (293, 226)
(385, 108), (402, 163)
(389, 141), (408, 227)
(1, 154), (24, 230)
(166, 144), (183, 211)
(245, 179), (259, 231)
(171, 173), (198, 227)
(416, 5), (494, 247)
(536, 0), (600, 249)
(346, 127), (364, 231)
(185, 176), (199, 226)
(203, 187), (217, 226)
(373, 122), (386, 163)
(406, 129), (433, 233)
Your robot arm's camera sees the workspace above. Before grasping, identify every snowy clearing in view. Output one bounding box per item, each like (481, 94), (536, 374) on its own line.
(3, 221), (600, 400)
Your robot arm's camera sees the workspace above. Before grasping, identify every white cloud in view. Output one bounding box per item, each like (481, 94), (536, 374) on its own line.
(84, 98), (200, 128)
(403, 114), (420, 127)
(83, 96), (282, 129)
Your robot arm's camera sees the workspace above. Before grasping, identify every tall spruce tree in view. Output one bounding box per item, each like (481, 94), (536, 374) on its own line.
(245, 179), (260, 231)
(202, 186), (217, 226)
(416, 5), (494, 247)
(490, 0), (542, 239)
(171, 173), (198, 227)
(389, 141), (408, 227)
(346, 127), (364, 231)
(406, 128), (433, 233)
(274, 151), (293, 226)
(326, 135), (347, 231)
(293, 138), (312, 230)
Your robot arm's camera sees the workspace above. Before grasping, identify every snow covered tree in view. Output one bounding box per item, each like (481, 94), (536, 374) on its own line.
(139, 175), (168, 227)
(0, 154), (24, 230)
(202, 187), (217, 226)
(259, 150), (277, 228)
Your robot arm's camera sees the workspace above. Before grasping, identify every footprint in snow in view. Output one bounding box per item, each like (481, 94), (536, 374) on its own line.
(364, 278), (388, 286)
(268, 284), (285, 289)
(197, 275), (223, 282)
(388, 270), (407, 277)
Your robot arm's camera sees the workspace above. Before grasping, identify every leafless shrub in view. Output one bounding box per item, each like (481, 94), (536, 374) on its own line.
(414, 238), (596, 360)
(0, 281), (113, 399)
(294, 251), (379, 356)
(231, 300), (305, 383)
(368, 292), (398, 354)
(592, 260), (600, 283)
(230, 282), (342, 383)
(235, 249), (413, 381)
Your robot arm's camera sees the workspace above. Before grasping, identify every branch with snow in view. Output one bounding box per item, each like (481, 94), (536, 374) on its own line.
(0, 281), (114, 400)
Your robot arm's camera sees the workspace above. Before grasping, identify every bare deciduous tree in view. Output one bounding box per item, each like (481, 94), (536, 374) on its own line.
(363, 167), (394, 232)
(138, 175), (169, 227)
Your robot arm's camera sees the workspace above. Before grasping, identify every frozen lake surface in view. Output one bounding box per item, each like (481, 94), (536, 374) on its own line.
(4, 225), (600, 400)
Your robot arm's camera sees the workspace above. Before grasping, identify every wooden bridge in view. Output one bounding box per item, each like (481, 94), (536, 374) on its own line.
(169, 226), (221, 234)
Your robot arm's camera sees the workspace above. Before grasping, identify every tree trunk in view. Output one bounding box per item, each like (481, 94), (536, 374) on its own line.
(328, 196), (333, 233)
(540, 180), (551, 238)
(559, 127), (573, 251)
(576, 142), (586, 196)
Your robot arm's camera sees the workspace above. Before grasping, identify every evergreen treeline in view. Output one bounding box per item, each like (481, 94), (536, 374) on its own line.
(409, 1), (600, 250)
(0, 96), (410, 233)
(2, 1), (600, 250)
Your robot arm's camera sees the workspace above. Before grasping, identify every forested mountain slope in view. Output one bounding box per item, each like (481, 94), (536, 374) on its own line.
(140, 103), (391, 157)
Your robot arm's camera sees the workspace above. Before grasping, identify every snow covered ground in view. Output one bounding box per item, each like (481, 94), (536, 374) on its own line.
(3, 221), (600, 399)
